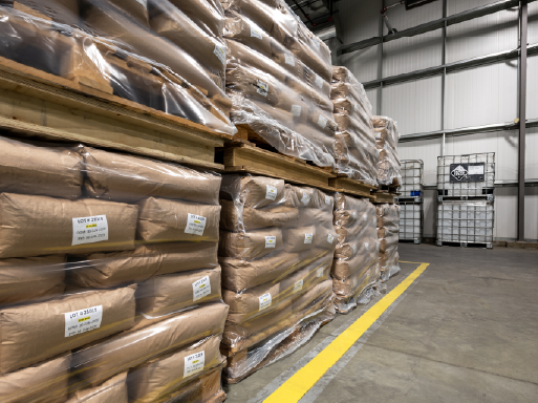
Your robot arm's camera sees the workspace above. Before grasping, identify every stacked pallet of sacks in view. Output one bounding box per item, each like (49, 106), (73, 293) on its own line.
(0, 0), (235, 135)
(219, 175), (336, 382)
(373, 116), (402, 187)
(221, 0), (337, 168)
(0, 134), (228, 402)
(331, 67), (378, 186)
(332, 194), (380, 313)
(376, 204), (402, 281)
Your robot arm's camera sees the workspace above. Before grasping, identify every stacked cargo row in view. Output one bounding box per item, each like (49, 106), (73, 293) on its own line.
(0, 135), (228, 402)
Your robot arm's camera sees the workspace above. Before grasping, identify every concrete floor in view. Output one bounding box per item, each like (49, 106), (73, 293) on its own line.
(224, 243), (538, 403)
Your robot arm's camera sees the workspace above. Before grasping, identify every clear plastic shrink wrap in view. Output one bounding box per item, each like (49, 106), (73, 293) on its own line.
(0, 0), (236, 136)
(219, 174), (336, 382)
(0, 133), (228, 402)
(221, 0), (338, 168)
(373, 116), (402, 187)
(376, 204), (401, 281)
(332, 194), (380, 314)
(331, 66), (379, 186)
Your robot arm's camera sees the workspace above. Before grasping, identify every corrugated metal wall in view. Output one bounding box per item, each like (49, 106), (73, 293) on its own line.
(328, 0), (538, 241)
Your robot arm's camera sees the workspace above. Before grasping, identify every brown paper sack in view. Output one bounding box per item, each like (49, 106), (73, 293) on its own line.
(71, 302), (229, 388)
(220, 252), (300, 292)
(0, 255), (66, 306)
(221, 175), (286, 209)
(137, 198), (220, 243)
(0, 193), (138, 259)
(66, 372), (128, 403)
(83, 148), (221, 204)
(219, 229), (283, 259)
(0, 353), (70, 403)
(0, 285), (136, 374)
(332, 245), (378, 281)
(0, 136), (83, 200)
(137, 267), (222, 318)
(168, 0), (225, 37)
(127, 336), (225, 403)
(219, 199), (299, 232)
(68, 242), (218, 289)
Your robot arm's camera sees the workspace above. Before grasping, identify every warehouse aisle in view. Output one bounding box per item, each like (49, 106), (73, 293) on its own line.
(225, 244), (538, 403)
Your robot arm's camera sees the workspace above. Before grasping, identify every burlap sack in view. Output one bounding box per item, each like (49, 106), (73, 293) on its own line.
(0, 255), (66, 306)
(0, 136), (83, 200)
(220, 252), (299, 292)
(66, 372), (128, 403)
(127, 336), (224, 403)
(221, 175), (285, 208)
(219, 229), (283, 259)
(219, 199), (299, 232)
(137, 198), (220, 243)
(83, 148), (221, 204)
(72, 302), (229, 387)
(332, 244), (379, 281)
(0, 353), (70, 403)
(0, 194), (138, 258)
(0, 285), (136, 374)
(13, 0), (79, 24)
(136, 267), (222, 318)
(68, 242), (218, 289)
(167, 0), (225, 37)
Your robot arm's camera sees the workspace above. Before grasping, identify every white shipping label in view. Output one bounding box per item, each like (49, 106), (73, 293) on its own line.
(317, 115), (327, 129)
(314, 75), (324, 89)
(214, 44), (226, 65)
(312, 39), (321, 51)
(317, 267), (324, 278)
(72, 215), (108, 246)
(291, 105), (302, 117)
(352, 211), (358, 220)
(468, 165), (485, 175)
(185, 214), (207, 236)
(259, 293), (272, 311)
(266, 185), (278, 200)
(285, 53), (295, 66)
(64, 305), (103, 338)
(327, 233), (335, 244)
(294, 279), (303, 293)
(184, 351), (205, 378)
(265, 236), (276, 248)
(301, 193), (311, 206)
(251, 24), (263, 40)
(352, 244), (358, 255)
(257, 79), (269, 96)
(325, 195), (331, 205)
(304, 234), (313, 244)
(193, 276), (211, 302)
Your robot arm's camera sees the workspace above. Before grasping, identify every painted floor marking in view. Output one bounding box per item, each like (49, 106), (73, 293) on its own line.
(263, 262), (430, 403)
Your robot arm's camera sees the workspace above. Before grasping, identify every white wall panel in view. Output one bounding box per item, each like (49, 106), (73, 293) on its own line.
(446, 63), (518, 129)
(447, 10), (518, 63)
(494, 187), (517, 240)
(342, 45), (381, 83)
(398, 138), (442, 185)
(382, 76), (442, 135)
(384, 32), (443, 77)
(527, 127), (538, 180)
(339, 0), (381, 44)
(445, 130), (518, 182)
(529, 1), (538, 45)
(525, 187), (538, 241)
(384, 0), (442, 31)
(527, 55), (538, 120)
(448, 0), (500, 15)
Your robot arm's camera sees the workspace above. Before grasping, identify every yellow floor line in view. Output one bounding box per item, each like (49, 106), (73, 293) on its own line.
(263, 262), (430, 403)
(399, 260), (430, 264)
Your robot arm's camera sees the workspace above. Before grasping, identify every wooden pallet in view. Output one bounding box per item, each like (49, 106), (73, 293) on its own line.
(372, 192), (398, 204)
(329, 176), (377, 199)
(220, 143), (337, 188)
(0, 50), (230, 170)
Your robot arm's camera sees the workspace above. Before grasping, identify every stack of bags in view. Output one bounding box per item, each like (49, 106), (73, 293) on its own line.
(376, 204), (401, 281)
(0, 0), (235, 135)
(221, 0), (337, 168)
(219, 174), (336, 382)
(331, 67), (379, 186)
(0, 134), (228, 402)
(373, 116), (402, 187)
(332, 194), (380, 313)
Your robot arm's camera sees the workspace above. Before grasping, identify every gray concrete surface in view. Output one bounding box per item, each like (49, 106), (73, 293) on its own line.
(224, 244), (538, 403)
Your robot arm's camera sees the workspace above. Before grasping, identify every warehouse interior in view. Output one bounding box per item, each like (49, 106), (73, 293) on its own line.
(0, 1), (536, 403)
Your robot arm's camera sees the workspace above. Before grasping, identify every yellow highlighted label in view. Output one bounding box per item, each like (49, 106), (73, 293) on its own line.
(263, 263), (429, 403)
(78, 316), (90, 323)
(86, 224), (97, 228)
